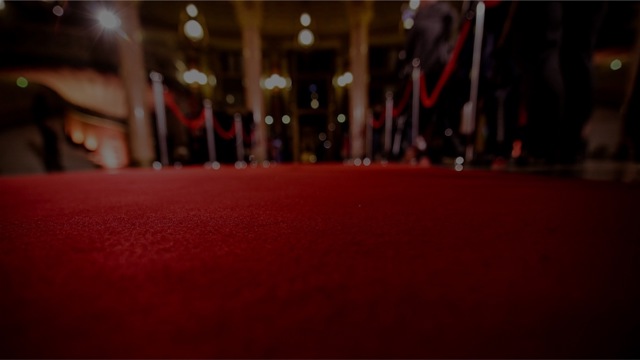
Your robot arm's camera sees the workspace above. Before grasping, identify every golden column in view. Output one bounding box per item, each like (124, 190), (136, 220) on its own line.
(115, 1), (155, 167)
(233, 1), (267, 163)
(346, 1), (373, 160)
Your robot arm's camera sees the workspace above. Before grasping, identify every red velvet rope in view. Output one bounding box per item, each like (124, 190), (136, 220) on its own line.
(393, 79), (413, 118)
(371, 114), (386, 129)
(371, 18), (472, 127)
(163, 91), (206, 131)
(420, 19), (471, 108)
(213, 118), (236, 140)
(163, 90), (246, 141)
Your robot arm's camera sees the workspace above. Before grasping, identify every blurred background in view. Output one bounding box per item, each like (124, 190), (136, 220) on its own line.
(0, 0), (638, 175)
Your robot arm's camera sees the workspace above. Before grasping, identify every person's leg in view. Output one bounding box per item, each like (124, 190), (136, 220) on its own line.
(512, 2), (564, 163)
(560, 1), (607, 163)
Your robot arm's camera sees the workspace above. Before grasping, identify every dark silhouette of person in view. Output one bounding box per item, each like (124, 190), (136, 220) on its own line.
(403, 0), (461, 163)
(510, 1), (607, 165)
(32, 92), (63, 172)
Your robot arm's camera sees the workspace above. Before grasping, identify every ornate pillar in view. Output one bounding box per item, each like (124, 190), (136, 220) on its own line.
(233, 1), (267, 162)
(116, 1), (155, 167)
(346, 1), (373, 160)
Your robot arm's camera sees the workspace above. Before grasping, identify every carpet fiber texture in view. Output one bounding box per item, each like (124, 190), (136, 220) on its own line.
(1, 164), (639, 358)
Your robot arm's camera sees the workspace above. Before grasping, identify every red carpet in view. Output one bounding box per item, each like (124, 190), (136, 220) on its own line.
(1, 164), (639, 358)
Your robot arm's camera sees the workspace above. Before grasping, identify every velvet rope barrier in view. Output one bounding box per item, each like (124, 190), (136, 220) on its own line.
(372, 79), (412, 127)
(372, 18), (472, 127)
(393, 79), (413, 118)
(371, 112), (386, 130)
(163, 91), (206, 131)
(213, 118), (236, 140)
(420, 19), (472, 109)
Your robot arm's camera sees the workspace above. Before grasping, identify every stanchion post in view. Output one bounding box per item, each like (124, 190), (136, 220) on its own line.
(234, 113), (246, 167)
(411, 58), (421, 147)
(150, 71), (169, 167)
(365, 110), (373, 164)
(203, 99), (219, 169)
(465, 0), (486, 162)
(384, 91), (393, 159)
(496, 89), (506, 144)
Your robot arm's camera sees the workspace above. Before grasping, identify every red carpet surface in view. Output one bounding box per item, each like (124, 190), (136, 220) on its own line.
(1, 164), (639, 358)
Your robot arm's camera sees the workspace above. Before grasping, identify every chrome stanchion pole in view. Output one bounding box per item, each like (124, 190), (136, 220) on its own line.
(411, 58), (421, 147)
(150, 71), (169, 168)
(234, 113), (246, 168)
(463, 0), (486, 163)
(203, 99), (220, 170)
(392, 115), (406, 157)
(384, 91), (393, 161)
(365, 110), (373, 166)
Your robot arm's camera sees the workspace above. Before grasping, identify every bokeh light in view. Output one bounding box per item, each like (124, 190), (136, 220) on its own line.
(16, 77), (28, 88)
(337, 114), (346, 123)
(265, 115), (274, 125)
(403, 17), (414, 30)
(282, 115), (291, 124)
(336, 72), (353, 87)
(53, 5), (64, 17)
(208, 75), (217, 86)
(183, 69), (207, 85)
(84, 134), (98, 151)
(300, 13), (311, 27)
(186, 4), (198, 17)
(610, 59), (622, 71)
(298, 29), (314, 47)
(71, 128), (84, 144)
(184, 19), (204, 41)
(264, 74), (288, 90)
(97, 9), (121, 30)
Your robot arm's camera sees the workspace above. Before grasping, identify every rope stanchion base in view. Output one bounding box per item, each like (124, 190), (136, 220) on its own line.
(204, 161), (221, 170)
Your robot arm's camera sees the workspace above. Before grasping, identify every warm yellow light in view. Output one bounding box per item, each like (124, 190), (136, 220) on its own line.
(71, 128), (84, 144)
(310, 99), (319, 109)
(84, 134), (98, 151)
(99, 139), (127, 169)
(300, 12), (311, 27)
(298, 29), (314, 47)
(186, 4), (198, 17)
(184, 19), (204, 41)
